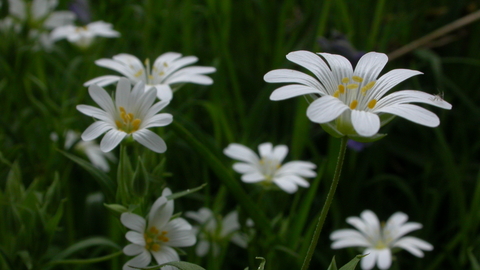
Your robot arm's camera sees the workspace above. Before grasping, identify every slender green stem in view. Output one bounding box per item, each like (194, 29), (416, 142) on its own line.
(300, 136), (348, 270)
(49, 250), (123, 265)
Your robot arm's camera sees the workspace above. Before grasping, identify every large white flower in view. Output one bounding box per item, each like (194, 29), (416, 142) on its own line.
(330, 210), (433, 270)
(84, 52), (216, 102)
(264, 51), (452, 140)
(186, 208), (248, 257)
(121, 188), (196, 270)
(51, 21), (120, 48)
(77, 77), (173, 153)
(223, 142), (316, 193)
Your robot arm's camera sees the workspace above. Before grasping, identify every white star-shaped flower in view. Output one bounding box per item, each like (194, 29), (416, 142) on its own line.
(224, 142), (316, 193)
(84, 52), (216, 102)
(264, 51), (452, 140)
(51, 21), (120, 48)
(330, 210), (433, 270)
(77, 77), (172, 153)
(186, 208), (249, 257)
(121, 188), (196, 270)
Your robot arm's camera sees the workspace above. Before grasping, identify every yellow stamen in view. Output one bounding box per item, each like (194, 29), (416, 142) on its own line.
(149, 226), (159, 235)
(159, 71), (165, 76)
(134, 69), (143, 77)
(151, 243), (160, 252)
(352, 76), (363, 82)
(350, 100), (358, 110)
(338, 84), (345, 94)
(347, 84), (359, 89)
(333, 90), (340, 98)
(342, 77), (350, 84)
(115, 120), (122, 129)
(132, 119), (141, 131)
(163, 62), (168, 67)
(127, 113), (134, 122)
(365, 81), (376, 90)
(367, 99), (377, 109)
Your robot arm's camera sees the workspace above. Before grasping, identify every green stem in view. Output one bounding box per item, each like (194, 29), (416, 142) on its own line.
(300, 136), (348, 270)
(49, 250), (123, 265)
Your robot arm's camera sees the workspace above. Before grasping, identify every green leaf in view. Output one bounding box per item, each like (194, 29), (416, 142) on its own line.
(166, 183), (207, 201)
(117, 145), (134, 204)
(327, 256), (338, 270)
(58, 150), (115, 200)
(339, 254), (366, 270)
(131, 261), (206, 270)
(50, 237), (121, 261)
(468, 248), (480, 270)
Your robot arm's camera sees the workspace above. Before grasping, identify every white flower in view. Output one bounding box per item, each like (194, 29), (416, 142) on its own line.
(120, 188), (196, 270)
(330, 210), (433, 270)
(77, 77), (173, 153)
(264, 51), (452, 139)
(1, 0), (76, 48)
(223, 142), (316, 193)
(185, 208), (248, 257)
(51, 21), (120, 48)
(84, 52), (216, 102)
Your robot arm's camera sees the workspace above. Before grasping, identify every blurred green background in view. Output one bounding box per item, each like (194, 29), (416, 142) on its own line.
(1, 0), (479, 269)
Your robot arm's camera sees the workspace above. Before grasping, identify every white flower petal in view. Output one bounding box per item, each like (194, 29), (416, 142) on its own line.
(88, 84), (116, 116)
(100, 129), (126, 152)
(142, 113), (173, 129)
(375, 104), (440, 127)
(330, 229), (369, 241)
(121, 212), (146, 233)
(273, 179), (298, 193)
(258, 142), (273, 158)
(375, 90), (452, 110)
(83, 75), (121, 87)
(232, 163), (257, 174)
(126, 231), (146, 246)
(272, 144), (288, 162)
(196, 240), (210, 257)
(224, 143), (260, 164)
(331, 238), (371, 249)
(306, 95), (349, 123)
(270, 84), (323, 101)
(222, 211), (240, 236)
(390, 222), (422, 240)
(241, 172), (265, 183)
(123, 244), (144, 256)
(393, 236), (433, 257)
(123, 250), (151, 270)
(351, 110), (380, 137)
(116, 78), (132, 109)
(81, 121), (112, 141)
(353, 52), (388, 83)
(152, 84), (173, 102)
(376, 248), (392, 270)
(361, 249), (377, 270)
(149, 190), (173, 229)
(367, 69), (423, 101)
(318, 52), (353, 84)
(264, 69), (325, 90)
(151, 246), (179, 270)
(76, 105), (111, 122)
(132, 129), (167, 153)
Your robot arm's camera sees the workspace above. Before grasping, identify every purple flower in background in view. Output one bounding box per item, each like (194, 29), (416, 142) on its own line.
(318, 31), (365, 67)
(69, 0), (91, 24)
(347, 139), (369, 152)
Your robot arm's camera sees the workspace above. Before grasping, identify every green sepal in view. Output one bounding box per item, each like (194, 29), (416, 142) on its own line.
(348, 133), (387, 143)
(103, 203), (129, 215)
(379, 113), (396, 127)
(320, 122), (345, 138)
(327, 256), (338, 270)
(166, 183), (207, 201)
(132, 157), (149, 198)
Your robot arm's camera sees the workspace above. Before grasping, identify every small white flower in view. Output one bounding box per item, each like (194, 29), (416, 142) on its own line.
(185, 208), (248, 257)
(1, 0), (76, 48)
(330, 210), (433, 270)
(223, 142), (316, 193)
(51, 21), (120, 48)
(121, 188), (196, 270)
(84, 52), (216, 102)
(77, 77), (173, 153)
(264, 51), (452, 139)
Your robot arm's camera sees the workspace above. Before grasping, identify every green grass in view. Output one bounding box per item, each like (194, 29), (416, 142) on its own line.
(1, 0), (480, 269)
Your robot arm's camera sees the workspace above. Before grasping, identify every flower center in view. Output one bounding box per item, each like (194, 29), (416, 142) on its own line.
(144, 226), (169, 252)
(115, 106), (141, 133)
(333, 76), (378, 110)
(259, 158), (281, 181)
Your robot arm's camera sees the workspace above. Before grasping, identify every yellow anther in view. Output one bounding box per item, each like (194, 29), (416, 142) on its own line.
(333, 90), (340, 98)
(127, 113), (134, 122)
(159, 71), (165, 76)
(121, 112), (128, 122)
(350, 100), (358, 110)
(347, 84), (359, 89)
(352, 76), (363, 82)
(163, 62), (168, 67)
(342, 77), (350, 84)
(338, 85), (345, 94)
(115, 120), (122, 129)
(132, 119), (142, 131)
(134, 69), (143, 77)
(365, 81), (376, 90)
(144, 58), (150, 67)
(361, 86), (368, 95)
(148, 74), (153, 80)
(367, 99), (377, 109)
(119, 107), (126, 114)
(151, 243), (160, 252)
(149, 227), (159, 234)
